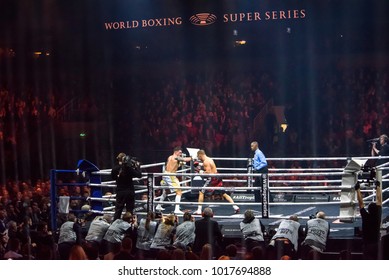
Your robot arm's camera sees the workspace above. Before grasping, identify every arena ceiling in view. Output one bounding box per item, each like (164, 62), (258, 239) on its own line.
(0, 0), (388, 62)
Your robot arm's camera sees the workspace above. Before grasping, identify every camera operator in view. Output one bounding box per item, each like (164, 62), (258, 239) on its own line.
(371, 134), (389, 166)
(355, 179), (382, 259)
(112, 153), (142, 221)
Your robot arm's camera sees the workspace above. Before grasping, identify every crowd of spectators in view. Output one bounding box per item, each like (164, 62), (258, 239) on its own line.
(122, 64), (389, 164)
(139, 70), (273, 158)
(1, 64), (388, 176)
(0, 179), (52, 259)
(283, 66), (389, 157)
(0, 86), (102, 147)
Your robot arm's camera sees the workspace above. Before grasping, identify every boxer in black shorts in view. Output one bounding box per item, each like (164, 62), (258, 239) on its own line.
(193, 150), (239, 214)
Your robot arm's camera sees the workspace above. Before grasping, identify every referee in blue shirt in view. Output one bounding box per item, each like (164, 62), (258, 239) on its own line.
(250, 141), (268, 202)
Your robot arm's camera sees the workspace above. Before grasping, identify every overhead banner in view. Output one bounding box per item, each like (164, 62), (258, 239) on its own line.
(104, 9), (306, 31)
(101, 0), (307, 31)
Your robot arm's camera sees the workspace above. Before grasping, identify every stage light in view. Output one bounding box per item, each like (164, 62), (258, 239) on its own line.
(280, 123), (288, 133)
(235, 40), (247, 45)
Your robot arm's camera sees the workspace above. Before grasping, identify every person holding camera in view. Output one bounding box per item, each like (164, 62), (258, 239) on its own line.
(173, 211), (196, 249)
(355, 180), (382, 259)
(112, 152), (142, 221)
(150, 213), (177, 251)
(371, 134), (389, 194)
(57, 213), (83, 259)
(268, 215), (304, 259)
(240, 209), (265, 253)
(371, 134), (389, 166)
(300, 211), (330, 259)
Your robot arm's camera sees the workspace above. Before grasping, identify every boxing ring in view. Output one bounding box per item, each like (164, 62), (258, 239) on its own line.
(50, 155), (389, 239)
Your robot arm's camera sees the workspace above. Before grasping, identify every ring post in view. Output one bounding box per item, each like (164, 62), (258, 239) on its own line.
(50, 169), (58, 231)
(147, 173), (154, 213)
(261, 173), (270, 218)
(77, 159), (102, 211)
(247, 158), (253, 189)
(340, 158), (367, 222)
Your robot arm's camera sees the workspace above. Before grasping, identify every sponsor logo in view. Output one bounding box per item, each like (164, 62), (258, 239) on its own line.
(189, 13), (217, 26)
(272, 194), (288, 202)
(294, 194), (329, 202)
(232, 194), (254, 201)
(262, 174), (269, 218)
(223, 228), (240, 232)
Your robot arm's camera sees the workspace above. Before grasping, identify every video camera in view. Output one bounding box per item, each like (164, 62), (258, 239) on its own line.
(359, 165), (376, 183)
(309, 212), (318, 219)
(123, 155), (141, 169)
(355, 165), (380, 189)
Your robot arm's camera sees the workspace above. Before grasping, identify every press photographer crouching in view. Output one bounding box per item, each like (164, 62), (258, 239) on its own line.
(112, 153), (142, 221)
(354, 171), (382, 259)
(300, 211), (330, 259)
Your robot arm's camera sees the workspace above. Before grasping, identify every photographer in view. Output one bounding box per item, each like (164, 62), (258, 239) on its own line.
(268, 215), (304, 259)
(300, 211), (330, 259)
(112, 153), (142, 221)
(355, 179), (382, 259)
(371, 134), (389, 166)
(57, 213), (83, 259)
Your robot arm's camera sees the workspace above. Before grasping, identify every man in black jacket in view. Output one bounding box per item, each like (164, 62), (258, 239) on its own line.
(355, 180), (382, 259)
(193, 207), (223, 258)
(371, 134), (389, 166)
(112, 153), (142, 221)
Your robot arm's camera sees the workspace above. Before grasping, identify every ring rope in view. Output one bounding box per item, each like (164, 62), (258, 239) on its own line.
(82, 156), (388, 224)
(218, 167), (247, 171)
(270, 179), (341, 184)
(270, 189), (340, 193)
(151, 172), (264, 177)
(176, 167), (191, 173)
(270, 168), (344, 172)
(268, 172), (343, 176)
(269, 185), (340, 190)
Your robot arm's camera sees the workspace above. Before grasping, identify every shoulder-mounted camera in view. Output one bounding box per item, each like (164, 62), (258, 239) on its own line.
(123, 155), (140, 169)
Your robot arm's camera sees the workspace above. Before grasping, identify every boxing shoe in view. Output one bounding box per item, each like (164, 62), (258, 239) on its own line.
(156, 205), (165, 211)
(193, 210), (202, 215)
(174, 209), (184, 215)
(234, 208), (240, 214)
